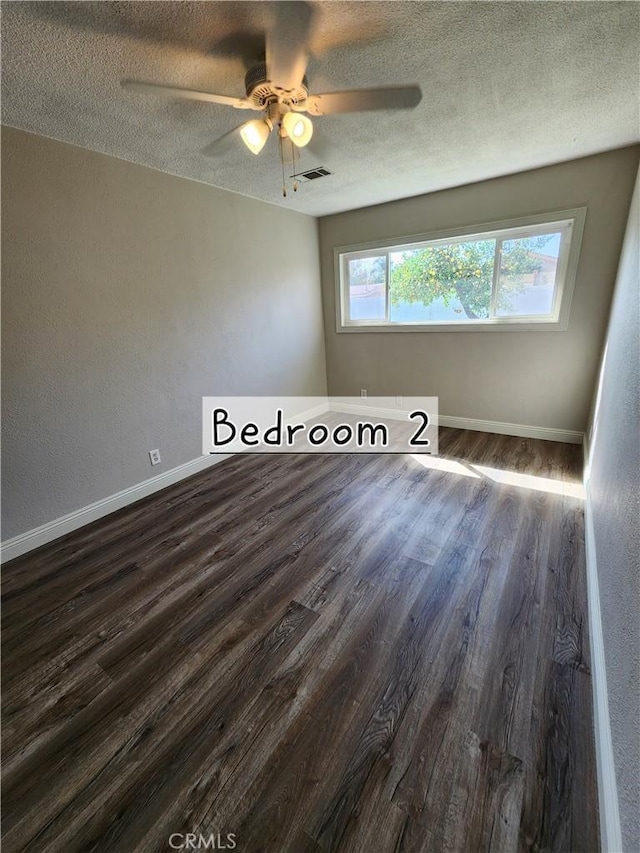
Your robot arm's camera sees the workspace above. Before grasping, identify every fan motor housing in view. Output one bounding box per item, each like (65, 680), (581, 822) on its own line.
(245, 62), (309, 108)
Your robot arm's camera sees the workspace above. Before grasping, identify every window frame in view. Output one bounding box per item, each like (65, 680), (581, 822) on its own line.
(334, 208), (586, 333)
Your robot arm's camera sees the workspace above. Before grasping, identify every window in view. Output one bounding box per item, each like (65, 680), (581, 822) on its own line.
(335, 209), (586, 332)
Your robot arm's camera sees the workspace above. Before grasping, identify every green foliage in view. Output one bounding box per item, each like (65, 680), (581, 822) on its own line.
(389, 236), (552, 319)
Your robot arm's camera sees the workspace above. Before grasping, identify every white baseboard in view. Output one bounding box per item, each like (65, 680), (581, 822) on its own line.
(327, 404), (583, 443)
(0, 452), (231, 564)
(583, 461), (623, 852)
(439, 414), (584, 444)
(1, 400), (332, 564)
(1, 402), (582, 562)
(290, 401), (331, 422)
(328, 401), (420, 422)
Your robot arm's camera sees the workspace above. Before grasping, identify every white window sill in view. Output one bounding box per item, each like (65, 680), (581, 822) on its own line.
(337, 318), (568, 333)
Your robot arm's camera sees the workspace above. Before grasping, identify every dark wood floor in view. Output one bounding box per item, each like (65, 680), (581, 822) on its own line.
(1, 429), (599, 853)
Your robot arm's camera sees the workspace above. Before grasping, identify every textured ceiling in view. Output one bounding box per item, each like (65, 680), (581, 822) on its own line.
(2, 1), (639, 216)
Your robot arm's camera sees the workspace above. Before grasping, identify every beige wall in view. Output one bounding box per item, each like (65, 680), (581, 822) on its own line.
(1, 127), (327, 540)
(587, 167), (640, 852)
(319, 146), (640, 432)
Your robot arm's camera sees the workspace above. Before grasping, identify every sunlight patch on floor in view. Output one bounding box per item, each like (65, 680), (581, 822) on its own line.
(471, 464), (585, 499)
(410, 454), (481, 478)
(409, 454), (584, 498)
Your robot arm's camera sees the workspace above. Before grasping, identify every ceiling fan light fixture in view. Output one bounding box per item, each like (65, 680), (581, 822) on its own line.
(240, 118), (272, 154)
(282, 112), (313, 147)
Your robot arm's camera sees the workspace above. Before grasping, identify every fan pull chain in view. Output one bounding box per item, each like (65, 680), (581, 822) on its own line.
(291, 138), (299, 192)
(279, 128), (287, 197)
(278, 126), (303, 196)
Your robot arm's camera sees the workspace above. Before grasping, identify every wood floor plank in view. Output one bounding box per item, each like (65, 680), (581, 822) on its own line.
(519, 662), (599, 853)
(308, 540), (475, 851)
(2, 536), (227, 728)
(387, 540), (510, 812)
(439, 732), (524, 853)
(3, 603), (318, 853)
(182, 568), (432, 853)
(0, 457), (263, 600)
(473, 494), (554, 760)
(2, 454), (371, 709)
(46, 584), (380, 853)
(1, 431), (599, 853)
(549, 502), (591, 673)
(518, 494), (599, 852)
(1, 662), (114, 776)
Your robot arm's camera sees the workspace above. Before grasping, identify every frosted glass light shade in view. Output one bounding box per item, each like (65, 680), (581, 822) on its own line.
(240, 119), (271, 154)
(282, 112), (313, 147)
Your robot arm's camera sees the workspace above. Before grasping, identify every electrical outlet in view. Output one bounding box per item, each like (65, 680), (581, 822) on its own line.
(360, 389), (367, 398)
(149, 449), (161, 466)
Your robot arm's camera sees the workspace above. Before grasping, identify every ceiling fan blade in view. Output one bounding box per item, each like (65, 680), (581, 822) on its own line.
(122, 80), (253, 110)
(202, 123), (250, 157)
(303, 86), (422, 116)
(209, 30), (267, 71)
(266, 1), (314, 92)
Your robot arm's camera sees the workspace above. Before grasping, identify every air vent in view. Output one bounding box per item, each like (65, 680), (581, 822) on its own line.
(297, 167), (332, 182)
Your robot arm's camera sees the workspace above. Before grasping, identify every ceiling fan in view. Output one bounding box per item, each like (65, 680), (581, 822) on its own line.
(122, 1), (421, 192)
